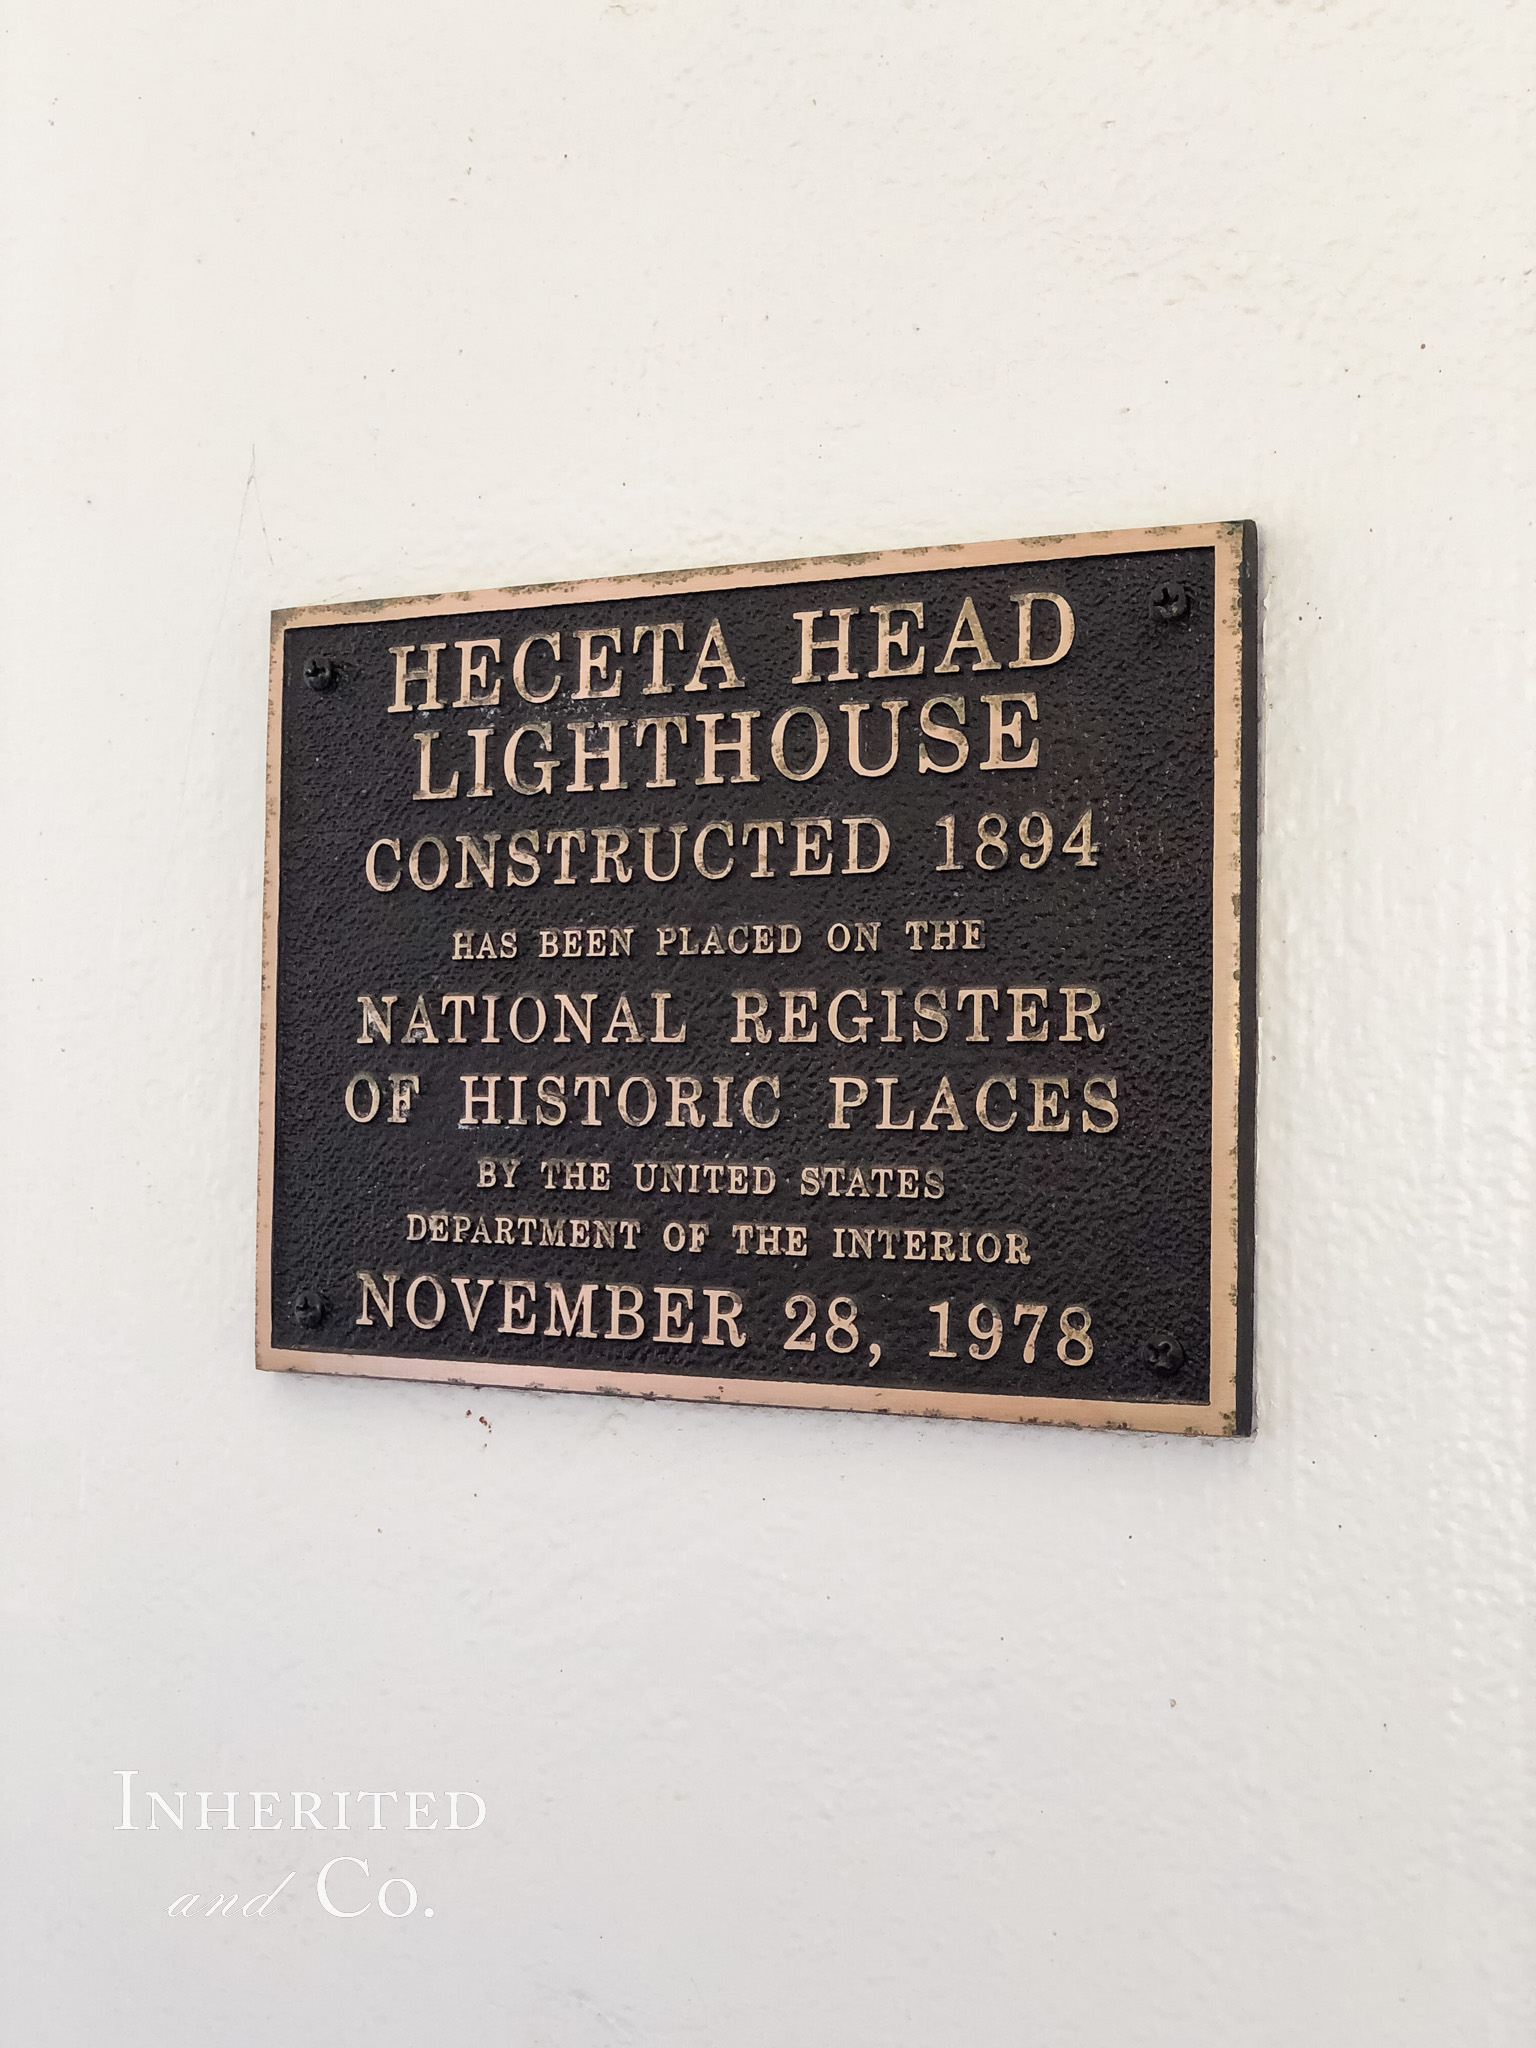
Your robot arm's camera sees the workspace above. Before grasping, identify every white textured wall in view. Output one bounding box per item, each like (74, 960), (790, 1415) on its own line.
(3, 4), (1532, 2042)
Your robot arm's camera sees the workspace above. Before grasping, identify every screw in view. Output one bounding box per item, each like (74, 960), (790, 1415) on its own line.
(1142, 1334), (1185, 1375)
(292, 1287), (327, 1330)
(1150, 580), (1189, 623)
(304, 656), (341, 691)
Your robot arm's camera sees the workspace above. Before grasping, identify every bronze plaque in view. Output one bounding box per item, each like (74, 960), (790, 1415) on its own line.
(258, 523), (1256, 1434)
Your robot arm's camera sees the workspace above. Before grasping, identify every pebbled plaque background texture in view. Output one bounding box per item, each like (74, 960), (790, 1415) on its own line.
(269, 539), (1247, 1417)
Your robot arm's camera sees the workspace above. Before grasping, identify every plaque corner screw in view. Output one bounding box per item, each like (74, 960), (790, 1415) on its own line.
(1150, 580), (1189, 623)
(304, 656), (341, 692)
(1142, 1333), (1185, 1375)
(292, 1287), (327, 1330)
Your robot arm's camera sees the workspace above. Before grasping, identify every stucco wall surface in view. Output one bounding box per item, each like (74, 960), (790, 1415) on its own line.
(1, 3), (1532, 2043)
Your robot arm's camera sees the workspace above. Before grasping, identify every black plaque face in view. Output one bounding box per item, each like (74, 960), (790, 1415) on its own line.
(259, 524), (1256, 1434)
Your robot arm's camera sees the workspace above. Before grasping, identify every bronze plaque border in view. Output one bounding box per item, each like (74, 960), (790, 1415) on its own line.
(257, 521), (1256, 1436)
